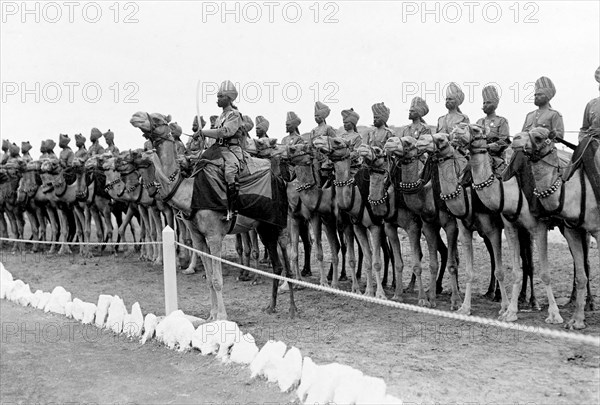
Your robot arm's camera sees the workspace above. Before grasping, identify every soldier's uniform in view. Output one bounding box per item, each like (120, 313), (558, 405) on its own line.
(282, 111), (303, 146)
(104, 130), (120, 156)
(579, 66), (600, 140)
(367, 102), (394, 148)
(438, 83), (470, 134)
(88, 128), (105, 156)
(58, 134), (74, 168)
(74, 134), (89, 161)
(476, 115), (510, 173)
(6, 143), (21, 164)
(21, 142), (33, 163)
(44, 139), (58, 160)
(168, 122), (186, 156)
(399, 122), (431, 139)
(340, 108), (362, 150)
(522, 108), (564, 139)
(1, 140), (10, 164)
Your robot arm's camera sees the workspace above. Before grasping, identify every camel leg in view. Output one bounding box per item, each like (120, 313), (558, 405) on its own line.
(517, 227), (534, 306)
(481, 235), (498, 300)
(405, 221), (425, 303)
(102, 204), (115, 253)
(308, 216), (329, 287)
(444, 218), (461, 311)
(73, 205), (86, 256)
(0, 211), (8, 244)
(249, 229), (260, 275)
(299, 219), (312, 277)
(533, 225), (562, 324)
(207, 235), (227, 320)
(151, 207), (163, 264)
(369, 225), (387, 300)
(343, 224), (360, 294)
(56, 207), (72, 255)
(353, 224), (373, 297)
(5, 209), (19, 252)
(46, 206), (60, 254)
(456, 222), (473, 315)
(486, 223), (509, 315)
(24, 209), (40, 253)
(182, 222), (201, 275)
(421, 222), (440, 308)
(385, 223), (404, 301)
(322, 219), (341, 289)
(435, 232), (449, 295)
(500, 221), (523, 322)
(117, 205), (136, 256)
(260, 224), (295, 318)
(562, 227), (587, 329)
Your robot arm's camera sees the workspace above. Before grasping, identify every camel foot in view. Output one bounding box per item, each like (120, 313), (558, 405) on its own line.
(58, 246), (72, 255)
(320, 280), (329, 288)
(263, 304), (276, 314)
(252, 277), (264, 285)
(530, 297), (542, 312)
(456, 305), (471, 315)
(237, 272), (252, 282)
(289, 306), (297, 319)
(565, 318), (586, 330)
(482, 290), (496, 301)
(499, 310), (518, 322)
(545, 311), (563, 324)
(182, 268), (195, 275)
(339, 273), (348, 282)
(585, 298), (595, 312)
(418, 299), (431, 308)
(351, 284), (362, 295)
(391, 294), (403, 302)
(363, 288), (375, 298)
(301, 268), (312, 277)
(375, 290), (387, 301)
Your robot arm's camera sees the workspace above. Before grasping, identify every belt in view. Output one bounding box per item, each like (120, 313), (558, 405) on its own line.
(217, 138), (239, 146)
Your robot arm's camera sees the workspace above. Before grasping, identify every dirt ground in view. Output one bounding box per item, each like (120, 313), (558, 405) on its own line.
(1, 227), (599, 404)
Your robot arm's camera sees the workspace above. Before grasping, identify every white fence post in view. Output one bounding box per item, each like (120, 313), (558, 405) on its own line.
(162, 226), (178, 315)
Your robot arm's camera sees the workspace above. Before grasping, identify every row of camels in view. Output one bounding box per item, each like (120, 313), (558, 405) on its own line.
(1, 118), (597, 328)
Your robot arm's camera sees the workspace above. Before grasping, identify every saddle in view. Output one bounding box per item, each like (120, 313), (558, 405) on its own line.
(562, 135), (600, 205)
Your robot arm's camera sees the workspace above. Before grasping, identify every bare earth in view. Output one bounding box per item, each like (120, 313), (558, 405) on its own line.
(1, 229), (599, 404)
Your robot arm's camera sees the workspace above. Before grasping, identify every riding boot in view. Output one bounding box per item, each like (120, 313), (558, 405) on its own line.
(225, 182), (240, 221)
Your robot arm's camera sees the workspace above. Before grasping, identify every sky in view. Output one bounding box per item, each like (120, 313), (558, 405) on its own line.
(1, 0), (599, 158)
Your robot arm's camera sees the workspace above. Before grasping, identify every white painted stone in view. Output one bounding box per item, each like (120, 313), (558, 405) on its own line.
(355, 376), (387, 405)
(6, 279), (25, 302)
(0, 264), (14, 299)
(191, 321), (220, 355)
(332, 370), (367, 404)
(381, 394), (403, 404)
(297, 356), (317, 402)
(81, 302), (97, 325)
(155, 310), (195, 351)
(44, 286), (72, 314)
(229, 333), (259, 365)
(94, 294), (113, 328)
(277, 346), (303, 392)
(123, 302), (144, 339)
(36, 292), (51, 310)
(250, 340), (286, 380)
(64, 301), (73, 318)
(106, 295), (127, 334)
(305, 363), (362, 405)
(71, 298), (85, 321)
(29, 290), (43, 308)
(141, 313), (157, 344)
(16, 283), (33, 307)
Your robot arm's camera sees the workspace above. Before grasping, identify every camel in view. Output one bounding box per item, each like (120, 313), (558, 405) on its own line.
(39, 158), (87, 255)
(357, 143), (445, 304)
(453, 123), (564, 325)
(286, 142), (351, 291)
(313, 136), (388, 299)
(513, 129), (599, 329)
(130, 112), (295, 321)
(1, 160), (26, 251)
(383, 136), (462, 309)
(415, 134), (509, 315)
(16, 160), (48, 252)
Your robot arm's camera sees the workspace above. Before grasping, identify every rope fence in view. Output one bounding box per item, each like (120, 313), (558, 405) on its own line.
(0, 236), (160, 246)
(174, 237), (600, 348)
(1, 231), (598, 348)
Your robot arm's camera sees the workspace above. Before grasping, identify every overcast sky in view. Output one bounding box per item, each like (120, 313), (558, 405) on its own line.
(1, 0), (599, 157)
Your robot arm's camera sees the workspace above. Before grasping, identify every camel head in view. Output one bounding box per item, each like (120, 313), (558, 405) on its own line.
(511, 131), (531, 151)
(130, 111), (172, 146)
(313, 136), (350, 161)
(114, 151), (136, 174)
(399, 136), (421, 160)
(451, 123), (486, 151)
(101, 154), (118, 171)
(383, 137), (403, 157)
(286, 142), (313, 166)
(40, 158), (61, 175)
(130, 148), (154, 169)
(84, 154), (103, 171)
(357, 144), (387, 170)
(256, 138), (285, 159)
(515, 128), (555, 161)
(415, 134), (435, 154)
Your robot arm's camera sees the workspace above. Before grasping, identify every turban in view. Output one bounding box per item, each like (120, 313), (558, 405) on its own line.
(286, 111), (301, 127)
(21, 141), (32, 153)
(482, 85), (500, 104)
(410, 97), (429, 117)
(9, 143), (20, 156)
(2, 139), (10, 151)
(218, 80), (238, 101)
(341, 108), (360, 125)
(446, 82), (465, 105)
(314, 101), (331, 119)
(535, 76), (556, 100)
(169, 122), (182, 137)
(75, 134), (86, 146)
(46, 139), (56, 151)
(40, 140), (47, 153)
(59, 134), (71, 148)
(242, 115), (254, 132)
(255, 116), (269, 132)
(90, 127), (103, 142)
(595, 66), (600, 84)
(104, 129), (114, 141)
(371, 102), (390, 122)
